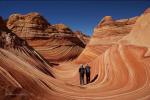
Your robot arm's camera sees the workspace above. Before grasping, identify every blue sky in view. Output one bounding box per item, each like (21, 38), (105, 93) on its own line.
(0, 0), (150, 36)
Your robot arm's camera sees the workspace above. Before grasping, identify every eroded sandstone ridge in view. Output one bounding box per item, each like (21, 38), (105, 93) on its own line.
(76, 15), (138, 63)
(7, 12), (89, 62)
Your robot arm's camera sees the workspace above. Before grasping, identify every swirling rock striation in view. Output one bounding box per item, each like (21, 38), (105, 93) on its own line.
(76, 15), (137, 64)
(0, 8), (150, 100)
(7, 12), (89, 63)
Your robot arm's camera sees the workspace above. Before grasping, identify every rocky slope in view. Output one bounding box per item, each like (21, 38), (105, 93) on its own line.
(7, 12), (89, 63)
(0, 17), (58, 100)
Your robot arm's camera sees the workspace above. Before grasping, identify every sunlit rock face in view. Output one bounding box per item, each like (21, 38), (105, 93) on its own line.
(121, 8), (150, 48)
(7, 12), (89, 63)
(76, 15), (138, 64)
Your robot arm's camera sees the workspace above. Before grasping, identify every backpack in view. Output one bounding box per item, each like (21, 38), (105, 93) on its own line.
(86, 66), (90, 73)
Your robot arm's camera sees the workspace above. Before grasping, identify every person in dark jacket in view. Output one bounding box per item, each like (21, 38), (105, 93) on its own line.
(85, 64), (91, 84)
(79, 64), (85, 85)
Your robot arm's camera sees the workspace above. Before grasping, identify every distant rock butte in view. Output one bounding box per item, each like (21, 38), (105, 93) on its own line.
(7, 12), (90, 62)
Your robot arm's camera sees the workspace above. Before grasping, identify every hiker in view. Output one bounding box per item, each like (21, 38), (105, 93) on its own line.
(85, 64), (91, 84)
(79, 64), (85, 85)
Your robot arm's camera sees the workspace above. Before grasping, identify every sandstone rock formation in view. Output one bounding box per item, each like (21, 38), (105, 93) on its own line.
(7, 12), (89, 63)
(0, 18), (57, 99)
(76, 15), (138, 64)
(51, 8), (150, 99)
(1, 8), (150, 100)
